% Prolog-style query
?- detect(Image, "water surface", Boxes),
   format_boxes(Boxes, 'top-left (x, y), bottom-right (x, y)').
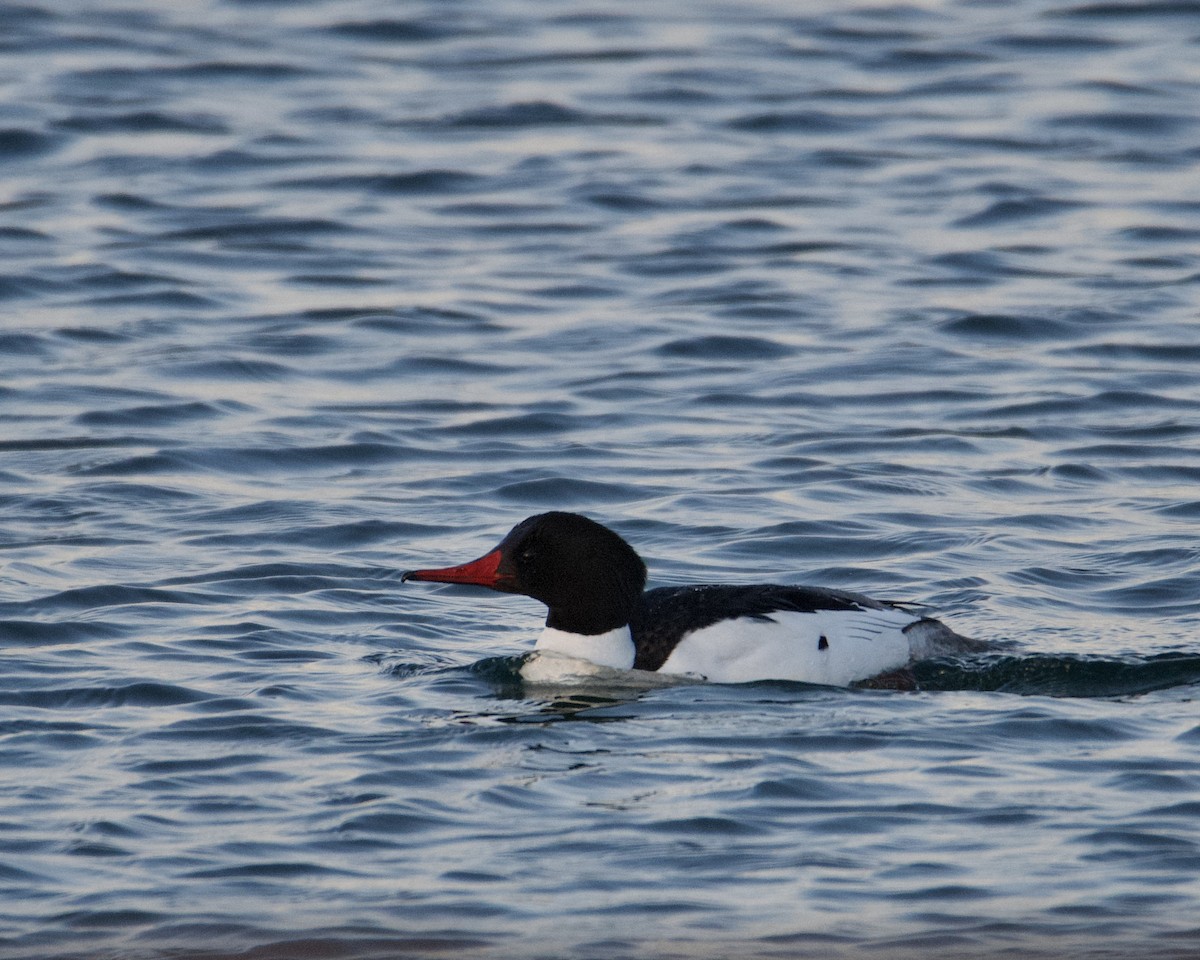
top-left (2, 1), bottom-right (1200, 957)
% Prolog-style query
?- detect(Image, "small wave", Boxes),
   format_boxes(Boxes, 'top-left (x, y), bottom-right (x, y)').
top-left (56, 111), bottom-right (227, 134)
top-left (154, 216), bottom-right (346, 244)
top-left (726, 110), bottom-right (867, 133)
top-left (279, 169), bottom-right (488, 195)
top-left (442, 100), bottom-right (590, 128)
top-left (0, 620), bottom-right (127, 645)
top-left (655, 334), bottom-right (792, 360)
top-left (157, 358), bottom-right (295, 382)
top-left (75, 401), bottom-right (224, 427)
top-left (1056, 1), bottom-right (1200, 18)
top-left (0, 681), bottom-right (210, 709)
top-left (914, 652), bottom-right (1200, 698)
top-left (325, 18), bottom-right (469, 43)
top-left (1120, 225), bottom-right (1200, 243)
top-left (1050, 110), bottom-right (1194, 135)
top-left (0, 274), bottom-right (60, 301)
top-left (15, 584), bottom-right (216, 614)
top-left (954, 196), bottom-right (1084, 227)
top-left (0, 126), bottom-right (61, 159)
top-left (991, 32), bottom-right (1121, 52)
top-left (494, 476), bottom-right (644, 505)
top-left (940, 312), bottom-right (1073, 339)
top-left (182, 861), bottom-right (357, 880)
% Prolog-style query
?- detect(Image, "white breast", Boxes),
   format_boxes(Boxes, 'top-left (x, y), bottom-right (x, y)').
top-left (534, 625), bottom-right (636, 670)
top-left (656, 607), bottom-right (917, 686)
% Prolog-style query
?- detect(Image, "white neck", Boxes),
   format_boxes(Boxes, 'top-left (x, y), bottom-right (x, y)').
top-left (535, 625), bottom-right (636, 670)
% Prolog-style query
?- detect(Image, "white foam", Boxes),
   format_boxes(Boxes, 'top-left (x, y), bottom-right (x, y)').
top-left (519, 650), bottom-right (682, 690)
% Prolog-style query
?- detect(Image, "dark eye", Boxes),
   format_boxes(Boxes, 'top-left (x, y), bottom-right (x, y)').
top-left (519, 548), bottom-right (537, 565)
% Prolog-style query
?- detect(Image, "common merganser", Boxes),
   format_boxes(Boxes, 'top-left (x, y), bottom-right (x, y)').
top-left (402, 511), bottom-right (976, 686)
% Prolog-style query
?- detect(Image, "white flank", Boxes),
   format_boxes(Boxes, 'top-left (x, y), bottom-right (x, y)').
top-left (657, 608), bottom-right (917, 686)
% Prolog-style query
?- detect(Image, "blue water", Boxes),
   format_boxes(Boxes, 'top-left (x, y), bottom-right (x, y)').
top-left (3, 0), bottom-right (1200, 957)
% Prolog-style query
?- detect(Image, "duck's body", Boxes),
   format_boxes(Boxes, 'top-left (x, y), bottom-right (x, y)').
top-left (403, 512), bottom-right (976, 687)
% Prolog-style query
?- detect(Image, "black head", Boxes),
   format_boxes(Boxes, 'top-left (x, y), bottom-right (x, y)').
top-left (403, 512), bottom-right (648, 635)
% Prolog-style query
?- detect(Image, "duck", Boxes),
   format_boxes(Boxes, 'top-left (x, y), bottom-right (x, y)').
top-left (402, 511), bottom-right (976, 686)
